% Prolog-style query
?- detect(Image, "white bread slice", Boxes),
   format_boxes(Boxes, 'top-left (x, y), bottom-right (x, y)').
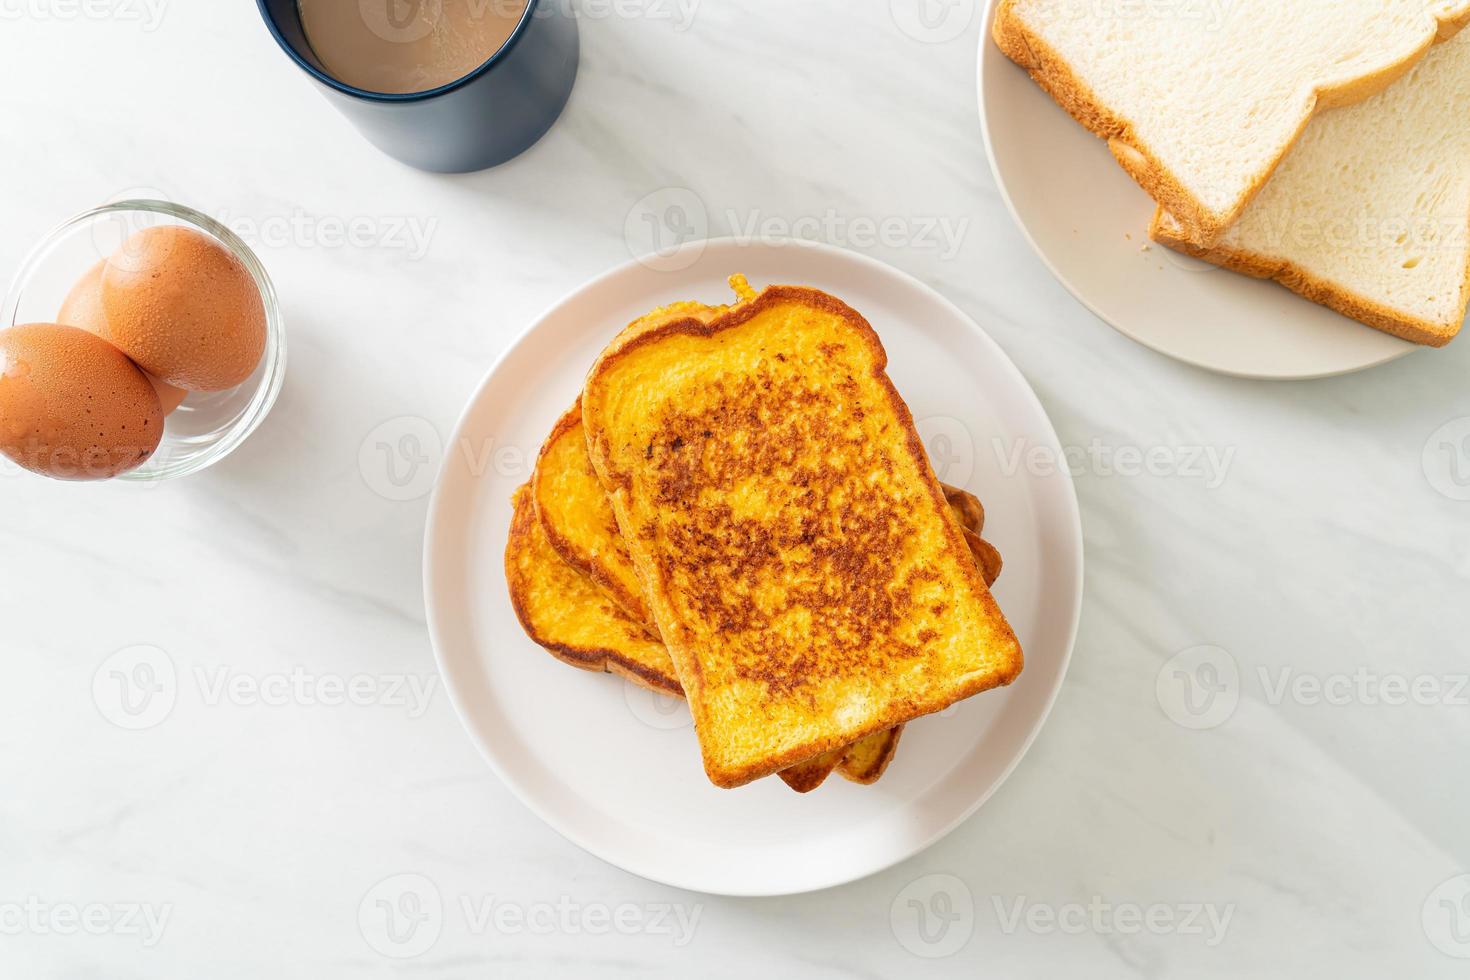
top-left (994, 0), bottom-right (1470, 244)
top-left (1151, 28), bottom-right (1470, 348)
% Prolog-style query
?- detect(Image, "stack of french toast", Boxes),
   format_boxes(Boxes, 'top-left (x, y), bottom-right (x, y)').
top-left (506, 276), bottom-right (1023, 791)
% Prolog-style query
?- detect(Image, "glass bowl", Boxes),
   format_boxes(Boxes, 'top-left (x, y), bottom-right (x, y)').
top-left (2, 200), bottom-right (286, 481)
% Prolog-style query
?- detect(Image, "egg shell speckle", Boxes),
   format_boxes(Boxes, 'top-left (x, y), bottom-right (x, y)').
top-left (59, 260), bottom-right (189, 414)
top-left (101, 225), bottom-right (266, 392)
top-left (0, 323), bottom-right (163, 480)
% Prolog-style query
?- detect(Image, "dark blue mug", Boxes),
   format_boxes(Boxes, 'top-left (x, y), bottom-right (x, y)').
top-left (256, 0), bottom-right (578, 173)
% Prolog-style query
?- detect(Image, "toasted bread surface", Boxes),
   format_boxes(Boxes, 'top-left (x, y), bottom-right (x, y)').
top-left (538, 402), bottom-right (994, 631)
top-left (533, 401), bottom-right (655, 629)
top-left (994, 0), bottom-right (1470, 244)
top-left (838, 727), bottom-right (904, 785)
top-left (531, 296), bottom-right (746, 628)
top-left (581, 286), bottom-right (1023, 787)
top-left (964, 528), bottom-right (1003, 588)
top-left (776, 748), bottom-right (847, 793)
top-left (944, 485), bottom-right (985, 537)
top-left (511, 481), bottom-right (847, 790)
top-left (528, 402), bottom-right (999, 791)
top-left (505, 485), bottom-right (681, 696)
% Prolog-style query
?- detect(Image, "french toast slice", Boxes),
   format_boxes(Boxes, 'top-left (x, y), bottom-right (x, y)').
top-left (532, 402), bottom-right (654, 631)
top-left (530, 401), bottom-right (996, 791)
top-left (505, 485), bottom-right (680, 697)
top-left (512, 477), bottom-right (848, 790)
top-left (531, 285), bottom-right (755, 629)
top-left (837, 727), bottom-right (903, 785)
top-left (507, 474), bottom-right (1002, 791)
top-left (944, 484), bottom-right (985, 537)
top-left (535, 399), bottom-right (992, 636)
top-left (526, 280), bottom-right (869, 793)
top-left (776, 746), bottom-right (849, 793)
top-left (581, 284), bottom-right (1023, 788)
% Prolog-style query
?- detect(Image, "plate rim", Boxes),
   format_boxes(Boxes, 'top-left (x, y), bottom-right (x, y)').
top-left (422, 237), bottom-right (1085, 896)
top-left (974, 0), bottom-right (1416, 382)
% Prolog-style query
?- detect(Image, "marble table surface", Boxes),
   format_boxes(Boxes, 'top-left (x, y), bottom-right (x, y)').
top-left (3, 1), bottom-right (1468, 976)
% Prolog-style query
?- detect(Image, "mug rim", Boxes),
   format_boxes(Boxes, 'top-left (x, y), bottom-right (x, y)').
top-left (255, 0), bottom-right (543, 103)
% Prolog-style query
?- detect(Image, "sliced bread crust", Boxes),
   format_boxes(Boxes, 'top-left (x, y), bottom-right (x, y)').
top-left (838, 727), bottom-right (904, 785)
top-left (1151, 216), bottom-right (1466, 348)
top-left (1149, 28), bottom-right (1470, 348)
top-left (994, 0), bottom-right (1470, 244)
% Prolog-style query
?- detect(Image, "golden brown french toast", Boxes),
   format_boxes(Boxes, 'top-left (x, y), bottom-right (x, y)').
top-left (944, 483), bottom-right (985, 537)
top-left (581, 284), bottom-right (1023, 788)
top-left (531, 289), bottom-right (751, 628)
top-left (776, 746), bottom-right (849, 793)
top-left (505, 485), bottom-right (680, 697)
top-left (530, 398), bottom-right (995, 791)
top-left (837, 727), bottom-right (903, 785)
top-left (507, 471), bottom-right (1001, 791)
top-left (532, 402), bottom-right (654, 631)
top-left (536, 404), bottom-right (994, 640)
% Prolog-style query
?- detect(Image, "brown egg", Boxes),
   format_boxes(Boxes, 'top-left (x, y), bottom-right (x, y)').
top-left (59, 260), bottom-right (189, 414)
top-left (100, 226), bottom-right (266, 391)
top-left (0, 323), bottom-right (163, 480)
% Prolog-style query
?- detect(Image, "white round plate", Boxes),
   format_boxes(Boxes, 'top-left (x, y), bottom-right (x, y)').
top-left (423, 238), bottom-right (1083, 896)
top-left (977, 1), bottom-right (1419, 380)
